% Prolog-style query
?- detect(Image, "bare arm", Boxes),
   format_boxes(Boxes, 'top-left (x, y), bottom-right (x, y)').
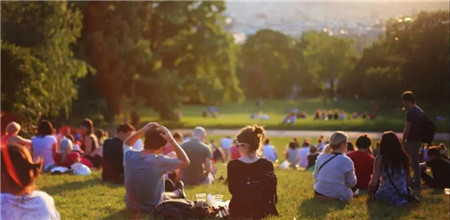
top-left (159, 126), bottom-right (190, 169)
top-left (204, 157), bottom-right (212, 173)
top-left (123, 122), bottom-right (158, 152)
top-left (369, 156), bottom-right (382, 191)
top-left (84, 137), bottom-right (92, 156)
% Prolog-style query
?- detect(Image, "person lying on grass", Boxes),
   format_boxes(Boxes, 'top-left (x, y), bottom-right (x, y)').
top-left (1, 145), bottom-right (60, 219)
top-left (122, 122), bottom-right (190, 215)
top-left (313, 131), bottom-right (357, 201)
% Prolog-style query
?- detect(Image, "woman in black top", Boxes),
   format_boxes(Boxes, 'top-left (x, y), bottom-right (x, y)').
top-left (227, 125), bottom-right (278, 219)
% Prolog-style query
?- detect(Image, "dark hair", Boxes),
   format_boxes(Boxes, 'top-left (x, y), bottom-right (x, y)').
top-left (65, 134), bottom-right (75, 143)
top-left (1, 145), bottom-right (42, 195)
top-left (347, 142), bottom-right (355, 152)
top-left (264, 139), bottom-right (270, 145)
top-left (288, 142), bottom-right (297, 150)
top-left (379, 131), bottom-right (410, 173)
top-left (427, 147), bottom-right (441, 158)
top-left (236, 125), bottom-right (265, 152)
top-left (80, 118), bottom-right (94, 135)
top-left (37, 120), bottom-right (53, 136)
top-left (173, 132), bottom-right (182, 140)
top-left (401, 90), bottom-right (416, 104)
top-left (356, 134), bottom-right (372, 149)
top-left (144, 126), bottom-right (167, 150)
top-left (302, 140), bottom-right (310, 147)
top-left (94, 129), bottom-right (105, 140)
top-left (117, 123), bottom-right (135, 134)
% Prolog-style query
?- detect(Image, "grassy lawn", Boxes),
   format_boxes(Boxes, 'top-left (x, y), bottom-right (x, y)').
top-left (36, 136), bottom-right (450, 219)
top-left (119, 99), bottom-right (449, 132)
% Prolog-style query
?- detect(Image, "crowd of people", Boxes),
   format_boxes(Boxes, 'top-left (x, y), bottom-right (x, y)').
top-left (1, 90), bottom-right (449, 219)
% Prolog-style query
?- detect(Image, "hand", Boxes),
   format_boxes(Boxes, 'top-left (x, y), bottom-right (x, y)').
top-left (159, 125), bottom-right (174, 142)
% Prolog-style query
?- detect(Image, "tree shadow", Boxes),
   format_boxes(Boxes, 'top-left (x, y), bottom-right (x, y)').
top-left (298, 198), bottom-right (348, 219)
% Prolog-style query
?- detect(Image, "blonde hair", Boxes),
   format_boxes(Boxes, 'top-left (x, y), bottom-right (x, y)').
top-left (5, 122), bottom-right (21, 135)
top-left (329, 131), bottom-right (348, 150)
top-left (60, 138), bottom-right (73, 164)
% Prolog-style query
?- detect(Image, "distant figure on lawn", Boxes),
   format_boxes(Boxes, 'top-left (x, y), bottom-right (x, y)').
top-left (181, 127), bottom-right (215, 185)
top-left (369, 132), bottom-right (410, 205)
top-left (31, 120), bottom-right (58, 171)
top-left (401, 91), bottom-right (424, 190)
top-left (313, 131), bottom-right (357, 201)
top-left (1, 145), bottom-right (60, 219)
top-left (220, 136), bottom-right (233, 162)
top-left (54, 138), bottom-right (80, 169)
top-left (297, 140), bottom-right (310, 168)
top-left (102, 123), bottom-right (135, 184)
top-left (420, 147), bottom-right (450, 189)
top-left (285, 142), bottom-right (299, 169)
top-left (1, 121), bottom-right (31, 150)
top-left (262, 139), bottom-right (278, 162)
top-left (306, 145), bottom-right (319, 171)
top-left (228, 125), bottom-right (279, 219)
top-left (123, 123), bottom-right (190, 215)
top-left (347, 134), bottom-right (374, 190)
top-left (346, 142), bottom-right (355, 153)
top-left (79, 118), bottom-right (102, 168)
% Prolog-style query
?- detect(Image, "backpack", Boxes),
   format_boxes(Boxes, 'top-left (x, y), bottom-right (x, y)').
top-left (155, 199), bottom-right (211, 220)
top-left (422, 114), bottom-right (435, 144)
top-left (230, 165), bottom-right (279, 219)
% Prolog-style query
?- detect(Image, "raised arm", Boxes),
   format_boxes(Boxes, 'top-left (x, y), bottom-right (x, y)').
top-left (159, 126), bottom-right (190, 169)
top-left (123, 122), bottom-right (158, 152)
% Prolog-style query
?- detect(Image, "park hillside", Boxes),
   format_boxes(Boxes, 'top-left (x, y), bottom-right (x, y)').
top-left (1, 1), bottom-right (449, 135)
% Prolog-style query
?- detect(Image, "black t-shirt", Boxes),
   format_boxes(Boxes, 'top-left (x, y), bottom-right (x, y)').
top-left (102, 137), bottom-right (124, 184)
top-left (426, 158), bottom-right (450, 188)
top-left (406, 106), bottom-right (424, 142)
top-left (227, 158), bottom-right (278, 219)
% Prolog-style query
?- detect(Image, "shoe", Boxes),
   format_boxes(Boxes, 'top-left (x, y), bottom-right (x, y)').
top-left (175, 180), bottom-right (186, 199)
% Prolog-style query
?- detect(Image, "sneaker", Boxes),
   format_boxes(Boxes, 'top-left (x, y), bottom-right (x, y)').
top-left (175, 180), bottom-right (186, 199)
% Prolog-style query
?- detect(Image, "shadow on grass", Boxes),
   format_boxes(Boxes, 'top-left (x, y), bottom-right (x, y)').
top-left (366, 199), bottom-right (419, 220)
top-left (298, 198), bottom-right (348, 219)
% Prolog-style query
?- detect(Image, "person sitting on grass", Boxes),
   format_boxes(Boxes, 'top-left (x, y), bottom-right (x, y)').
top-left (102, 123), bottom-right (135, 184)
top-left (285, 142), bottom-right (299, 169)
top-left (123, 123), bottom-right (190, 215)
top-left (1, 145), bottom-right (60, 219)
top-left (262, 139), bottom-right (278, 162)
top-left (298, 140), bottom-right (311, 169)
top-left (228, 125), bottom-right (278, 219)
top-left (313, 131), bottom-right (356, 201)
top-left (1, 121), bottom-right (31, 150)
top-left (420, 147), bottom-right (450, 189)
top-left (31, 120), bottom-right (58, 171)
top-left (347, 134), bottom-right (374, 190)
top-left (181, 127), bottom-right (215, 185)
top-left (54, 138), bottom-right (80, 169)
top-left (79, 118), bottom-right (101, 168)
top-left (306, 145), bottom-right (319, 171)
top-left (368, 132), bottom-right (410, 205)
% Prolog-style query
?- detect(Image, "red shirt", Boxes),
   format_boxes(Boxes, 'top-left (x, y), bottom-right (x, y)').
top-left (347, 151), bottom-right (374, 190)
top-left (54, 152), bottom-right (80, 168)
top-left (231, 145), bottom-right (240, 160)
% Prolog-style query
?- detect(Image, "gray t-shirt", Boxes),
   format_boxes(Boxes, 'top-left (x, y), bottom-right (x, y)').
top-left (124, 147), bottom-right (180, 211)
top-left (180, 139), bottom-right (212, 185)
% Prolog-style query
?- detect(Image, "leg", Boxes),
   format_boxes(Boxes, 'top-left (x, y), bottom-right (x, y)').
top-left (405, 142), bottom-right (421, 189)
top-left (165, 178), bottom-right (177, 192)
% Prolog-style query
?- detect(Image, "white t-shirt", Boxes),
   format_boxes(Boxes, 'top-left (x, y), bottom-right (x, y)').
top-left (313, 153), bottom-right (357, 201)
top-left (31, 135), bottom-right (57, 166)
top-left (1, 191), bottom-right (60, 220)
top-left (220, 138), bottom-right (233, 149)
top-left (132, 139), bottom-right (144, 151)
top-left (297, 147), bottom-right (310, 168)
top-left (262, 144), bottom-right (277, 162)
top-left (317, 142), bottom-right (325, 152)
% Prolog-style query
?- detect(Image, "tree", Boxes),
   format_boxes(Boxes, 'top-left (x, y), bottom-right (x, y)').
top-left (1, 1), bottom-right (88, 134)
top-left (299, 31), bottom-right (357, 100)
top-left (239, 29), bottom-right (300, 98)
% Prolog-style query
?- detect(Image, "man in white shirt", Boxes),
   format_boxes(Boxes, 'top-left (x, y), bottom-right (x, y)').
top-left (262, 139), bottom-right (278, 162)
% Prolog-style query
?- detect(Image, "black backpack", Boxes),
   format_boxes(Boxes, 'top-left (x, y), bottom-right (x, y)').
top-left (155, 199), bottom-right (210, 220)
top-left (422, 114), bottom-right (435, 144)
top-left (230, 167), bottom-right (279, 219)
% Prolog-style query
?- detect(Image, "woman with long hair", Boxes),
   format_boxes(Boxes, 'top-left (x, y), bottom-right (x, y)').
top-left (1, 145), bottom-right (60, 219)
top-left (369, 131), bottom-right (410, 205)
top-left (79, 118), bottom-right (101, 168)
top-left (31, 120), bottom-right (58, 170)
top-left (227, 125), bottom-right (278, 219)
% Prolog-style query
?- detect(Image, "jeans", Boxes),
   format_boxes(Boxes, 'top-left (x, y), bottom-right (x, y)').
top-left (405, 141), bottom-right (422, 189)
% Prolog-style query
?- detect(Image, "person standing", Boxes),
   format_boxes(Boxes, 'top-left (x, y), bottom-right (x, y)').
top-left (401, 91), bottom-right (424, 190)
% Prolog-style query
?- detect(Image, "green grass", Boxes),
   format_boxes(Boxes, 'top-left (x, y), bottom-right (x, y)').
top-left (36, 136), bottom-right (450, 220)
top-left (119, 98), bottom-right (449, 132)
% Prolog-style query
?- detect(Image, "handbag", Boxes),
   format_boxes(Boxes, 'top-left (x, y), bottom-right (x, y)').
top-left (385, 169), bottom-right (420, 203)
